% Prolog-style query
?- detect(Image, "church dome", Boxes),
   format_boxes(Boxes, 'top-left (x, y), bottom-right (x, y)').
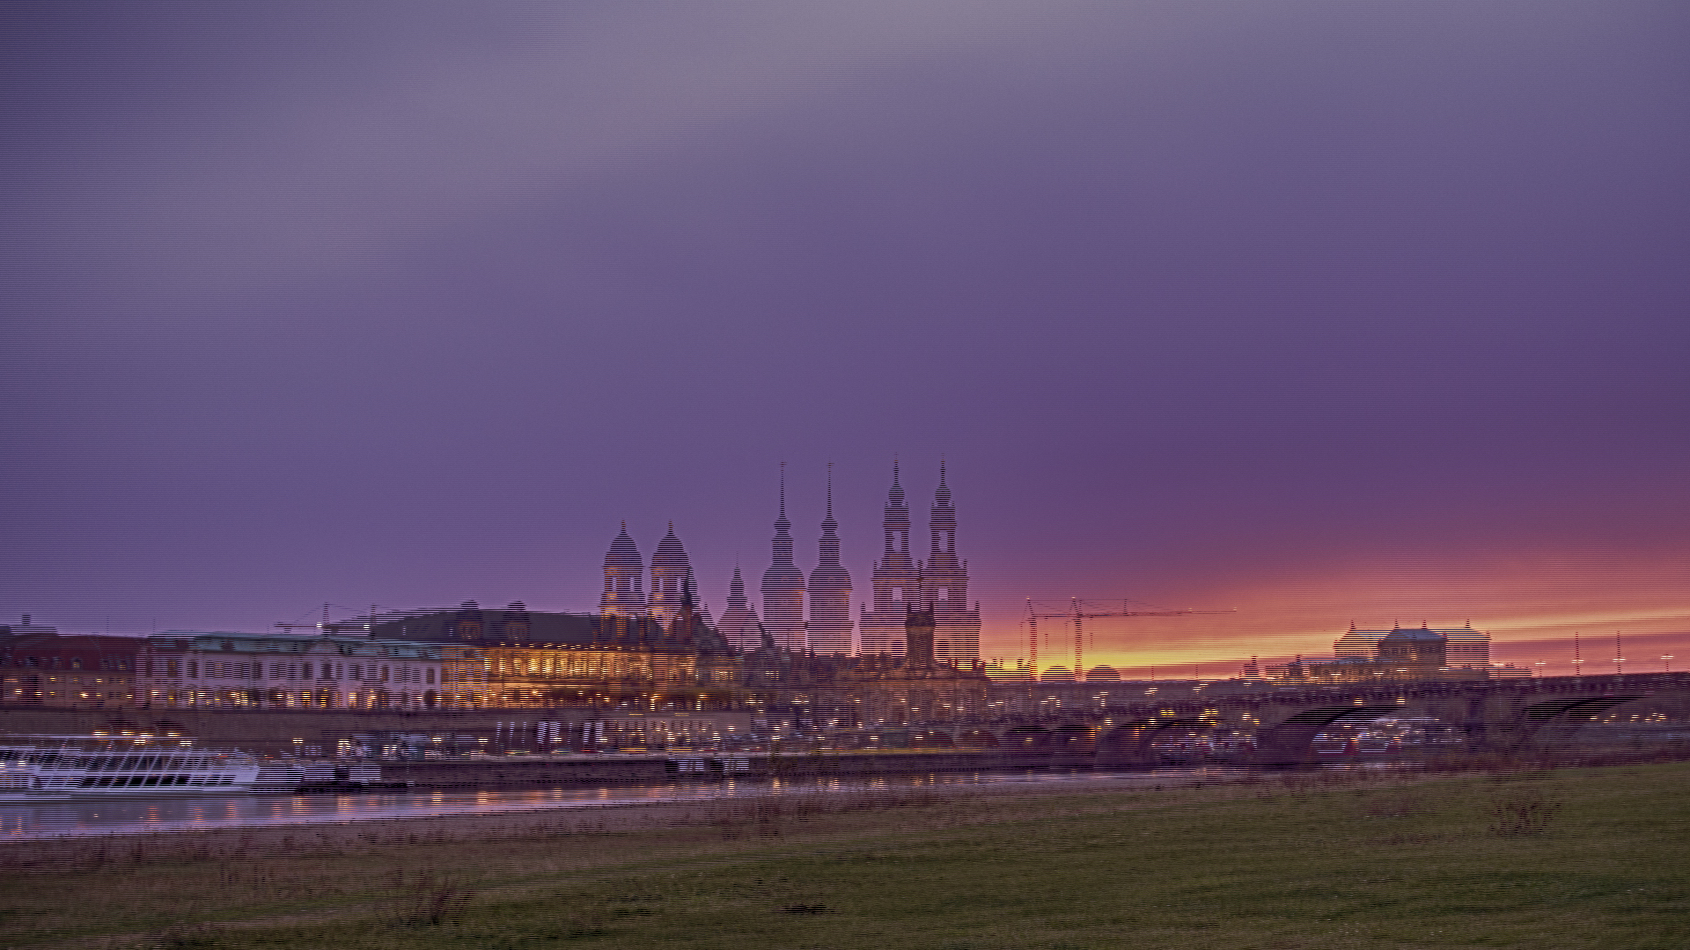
top-left (651, 524), bottom-right (690, 574)
top-left (603, 525), bottom-right (642, 570)
top-left (1041, 666), bottom-right (1075, 682)
top-left (1086, 665), bottom-right (1120, 682)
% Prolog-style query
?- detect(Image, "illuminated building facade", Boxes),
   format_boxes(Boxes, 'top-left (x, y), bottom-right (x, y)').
top-left (1, 628), bottom-right (138, 708)
top-left (135, 633), bottom-right (448, 710)
top-left (370, 603), bottom-right (741, 710)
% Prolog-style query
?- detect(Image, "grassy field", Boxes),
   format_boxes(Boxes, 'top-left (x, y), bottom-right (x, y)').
top-left (1, 763), bottom-right (1686, 949)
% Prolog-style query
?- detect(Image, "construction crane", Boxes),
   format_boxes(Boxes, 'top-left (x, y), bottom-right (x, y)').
top-left (1025, 598), bottom-right (1235, 680)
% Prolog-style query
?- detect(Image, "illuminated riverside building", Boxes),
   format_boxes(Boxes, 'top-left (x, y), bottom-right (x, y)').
top-left (1, 623), bottom-right (138, 708)
top-left (135, 632), bottom-right (450, 710)
top-left (761, 465), bottom-right (807, 651)
top-left (369, 602), bottom-right (741, 710)
top-left (806, 466), bottom-right (855, 656)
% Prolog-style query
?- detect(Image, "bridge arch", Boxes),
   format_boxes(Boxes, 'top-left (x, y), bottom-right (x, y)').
top-left (1254, 705), bottom-right (1402, 765)
top-left (1002, 725), bottom-right (1050, 752)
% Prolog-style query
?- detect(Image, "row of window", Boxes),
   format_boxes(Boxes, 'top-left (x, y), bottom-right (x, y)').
top-left (5, 655), bottom-right (130, 671)
top-left (147, 687), bottom-right (445, 709)
top-left (144, 658), bottom-right (436, 685)
top-left (887, 587), bottom-right (951, 602)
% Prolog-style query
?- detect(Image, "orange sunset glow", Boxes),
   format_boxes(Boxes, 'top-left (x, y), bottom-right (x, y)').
top-left (975, 543), bottom-right (1690, 678)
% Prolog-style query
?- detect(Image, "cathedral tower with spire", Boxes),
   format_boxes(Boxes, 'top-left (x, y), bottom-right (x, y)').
top-left (760, 463), bottom-right (807, 651)
top-left (806, 463), bottom-right (855, 655)
top-left (648, 523), bottom-right (695, 628)
top-left (924, 461), bottom-right (980, 666)
top-left (858, 459), bottom-right (921, 656)
top-left (600, 523), bottom-right (647, 618)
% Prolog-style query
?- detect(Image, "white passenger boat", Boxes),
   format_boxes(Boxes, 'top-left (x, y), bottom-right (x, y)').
top-left (0, 743), bottom-right (68, 802)
top-left (0, 736), bottom-right (263, 798)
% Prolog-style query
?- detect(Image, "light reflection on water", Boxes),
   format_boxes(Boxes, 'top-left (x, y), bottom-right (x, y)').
top-left (0, 769), bottom-right (1219, 840)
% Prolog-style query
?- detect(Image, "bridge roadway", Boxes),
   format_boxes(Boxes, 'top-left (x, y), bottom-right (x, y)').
top-left (843, 673), bottom-right (1690, 767)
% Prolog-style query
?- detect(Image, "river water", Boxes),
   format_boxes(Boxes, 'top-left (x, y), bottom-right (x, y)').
top-left (0, 769), bottom-right (1233, 841)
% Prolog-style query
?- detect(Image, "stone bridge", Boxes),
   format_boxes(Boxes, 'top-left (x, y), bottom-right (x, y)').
top-left (829, 673), bottom-right (1690, 766)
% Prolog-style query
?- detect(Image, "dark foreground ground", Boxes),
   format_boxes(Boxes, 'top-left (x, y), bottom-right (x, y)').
top-left (1, 763), bottom-right (1685, 949)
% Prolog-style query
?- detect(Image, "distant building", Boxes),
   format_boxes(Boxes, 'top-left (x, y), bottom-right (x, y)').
top-left (369, 603), bottom-right (740, 709)
top-left (1334, 622), bottom-right (1491, 673)
top-left (1271, 621), bottom-right (1498, 683)
top-left (1, 628), bottom-right (139, 708)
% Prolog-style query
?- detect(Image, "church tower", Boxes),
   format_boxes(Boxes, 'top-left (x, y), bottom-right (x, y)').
top-left (760, 463), bottom-right (807, 651)
top-left (648, 523), bottom-right (694, 628)
top-left (716, 566), bottom-right (764, 652)
top-left (600, 523), bottom-right (647, 618)
top-left (806, 464), bottom-right (855, 655)
top-left (925, 461), bottom-right (981, 666)
top-left (859, 459), bottom-right (920, 656)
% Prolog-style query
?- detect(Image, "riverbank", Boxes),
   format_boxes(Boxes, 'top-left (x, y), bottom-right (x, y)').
top-left (2, 762), bottom-right (1685, 948)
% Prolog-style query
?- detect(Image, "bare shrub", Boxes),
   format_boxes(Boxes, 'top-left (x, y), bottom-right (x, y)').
top-left (1364, 792), bottom-right (1425, 819)
top-left (395, 869), bottom-right (475, 926)
top-left (149, 923), bottom-right (224, 949)
top-left (1488, 789), bottom-right (1562, 836)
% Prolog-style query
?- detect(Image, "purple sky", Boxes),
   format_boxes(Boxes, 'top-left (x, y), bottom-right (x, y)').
top-left (4, 2), bottom-right (1687, 670)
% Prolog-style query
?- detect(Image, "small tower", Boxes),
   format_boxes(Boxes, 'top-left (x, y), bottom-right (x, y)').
top-left (923, 461), bottom-right (980, 666)
top-left (716, 566), bottom-right (764, 652)
top-left (859, 458), bottom-right (919, 656)
top-left (649, 522), bottom-right (694, 628)
top-left (600, 523), bottom-right (647, 618)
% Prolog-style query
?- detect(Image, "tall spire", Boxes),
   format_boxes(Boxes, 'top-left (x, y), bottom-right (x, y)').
top-left (762, 462), bottom-right (805, 651)
top-left (779, 461), bottom-right (787, 521)
top-left (808, 461), bottom-right (853, 655)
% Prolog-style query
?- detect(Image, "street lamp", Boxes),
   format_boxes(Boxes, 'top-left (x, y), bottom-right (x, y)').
top-left (1534, 661), bottom-right (1546, 678)
top-left (1664, 655), bottom-right (1674, 674)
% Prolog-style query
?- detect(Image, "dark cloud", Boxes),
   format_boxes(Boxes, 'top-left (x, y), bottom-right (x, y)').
top-left (3, 2), bottom-right (1686, 661)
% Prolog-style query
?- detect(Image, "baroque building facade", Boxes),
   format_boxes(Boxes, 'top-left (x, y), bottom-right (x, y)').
top-left (858, 462), bottom-right (980, 666)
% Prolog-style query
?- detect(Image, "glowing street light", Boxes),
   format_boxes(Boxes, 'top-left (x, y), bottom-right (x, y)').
top-left (1664, 655), bottom-right (1675, 674)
